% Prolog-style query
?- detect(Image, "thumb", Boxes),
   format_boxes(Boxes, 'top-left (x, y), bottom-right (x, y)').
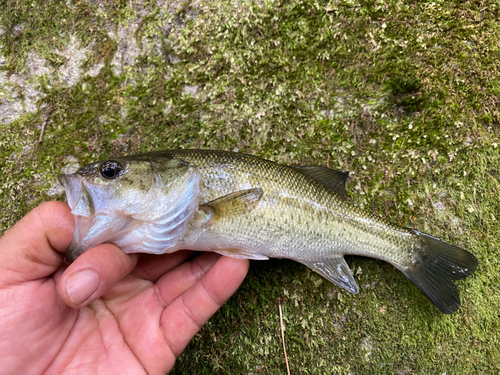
top-left (0, 201), bottom-right (74, 285)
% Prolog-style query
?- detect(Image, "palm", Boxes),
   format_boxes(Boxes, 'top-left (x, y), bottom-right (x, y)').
top-left (0, 202), bottom-right (248, 374)
top-left (45, 273), bottom-right (173, 373)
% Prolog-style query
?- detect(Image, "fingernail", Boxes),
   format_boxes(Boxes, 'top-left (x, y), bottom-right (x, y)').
top-left (66, 270), bottom-right (100, 305)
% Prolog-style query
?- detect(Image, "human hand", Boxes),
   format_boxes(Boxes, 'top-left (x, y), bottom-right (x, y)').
top-left (0, 202), bottom-right (249, 374)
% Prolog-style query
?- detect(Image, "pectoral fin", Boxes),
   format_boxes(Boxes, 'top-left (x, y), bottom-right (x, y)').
top-left (294, 166), bottom-right (349, 200)
top-left (300, 256), bottom-right (359, 294)
top-left (200, 188), bottom-right (264, 218)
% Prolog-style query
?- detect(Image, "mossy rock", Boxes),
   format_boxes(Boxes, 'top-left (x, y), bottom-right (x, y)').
top-left (1, 0), bottom-right (499, 373)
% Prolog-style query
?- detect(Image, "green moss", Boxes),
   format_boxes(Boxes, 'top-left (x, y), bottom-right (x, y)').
top-left (1, 0), bottom-right (500, 373)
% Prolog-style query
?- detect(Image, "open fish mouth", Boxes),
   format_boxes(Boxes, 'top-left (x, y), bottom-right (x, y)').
top-left (58, 172), bottom-right (113, 262)
top-left (58, 174), bottom-right (84, 214)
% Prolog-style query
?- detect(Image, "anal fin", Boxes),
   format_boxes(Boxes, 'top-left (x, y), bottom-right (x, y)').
top-left (300, 256), bottom-right (359, 294)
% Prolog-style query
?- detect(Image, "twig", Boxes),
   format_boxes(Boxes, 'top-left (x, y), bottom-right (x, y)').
top-left (38, 105), bottom-right (55, 143)
top-left (278, 298), bottom-right (290, 375)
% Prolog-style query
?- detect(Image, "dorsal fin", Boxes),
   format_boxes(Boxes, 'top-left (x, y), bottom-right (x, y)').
top-left (294, 166), bottom-right (349, 200)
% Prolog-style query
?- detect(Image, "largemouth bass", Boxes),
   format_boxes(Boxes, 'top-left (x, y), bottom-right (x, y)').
top-left (58, 149), bottom-right (478, 313)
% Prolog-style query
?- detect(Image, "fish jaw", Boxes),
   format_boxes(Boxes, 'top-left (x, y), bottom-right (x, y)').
top-left (58, 173), bottom-right (85, 214)
top-left (65, 214), bottom-right (132, 263)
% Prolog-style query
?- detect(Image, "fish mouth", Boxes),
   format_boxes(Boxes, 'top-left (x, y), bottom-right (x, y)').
top-left (58, 173), bottom-right (83, 212)
top-left (63, 214), bottom-right (131, 264)
top-left (64, 215), bottom-right (93, 264)
top-left (59, 172), bottom-right (98, 263)
top-left (59, 173), bottom-right (83, 263)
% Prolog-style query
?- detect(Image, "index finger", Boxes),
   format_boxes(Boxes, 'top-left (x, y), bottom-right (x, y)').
top-left (0, 201), bottom-right (74, 285)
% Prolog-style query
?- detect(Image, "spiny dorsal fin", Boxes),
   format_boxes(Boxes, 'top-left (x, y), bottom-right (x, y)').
top-left (299, 256), bottom-right (359, 294)
top-left (294, 166), bottom-right (349, 200)
top-left (200, 188), bottom-right (264, 218)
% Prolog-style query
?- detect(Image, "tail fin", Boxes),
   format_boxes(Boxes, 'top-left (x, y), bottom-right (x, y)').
top-left (400, 230), bottom-right (478, 314)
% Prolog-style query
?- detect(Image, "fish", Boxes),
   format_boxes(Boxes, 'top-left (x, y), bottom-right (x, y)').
top-left (58, 149), bottom-right (478, 314)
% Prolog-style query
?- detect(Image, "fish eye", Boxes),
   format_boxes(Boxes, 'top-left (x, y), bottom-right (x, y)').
top-left (100, 160), bottom-right (123, 179)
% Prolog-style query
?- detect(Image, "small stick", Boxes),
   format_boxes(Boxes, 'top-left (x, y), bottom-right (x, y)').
top-left (38, 106), bottom-right (55, 143)
top-left (278, 298), bottom-right (290, 375)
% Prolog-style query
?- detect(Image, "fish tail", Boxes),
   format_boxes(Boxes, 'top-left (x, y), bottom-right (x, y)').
top-left (399, 230), bottom-right (478, 314)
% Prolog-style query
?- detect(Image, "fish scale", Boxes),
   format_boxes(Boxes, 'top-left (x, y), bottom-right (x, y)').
top-left (164, 149), bottom-right (413, 263)
top-left (59, 149), bottom-right (478, 314)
